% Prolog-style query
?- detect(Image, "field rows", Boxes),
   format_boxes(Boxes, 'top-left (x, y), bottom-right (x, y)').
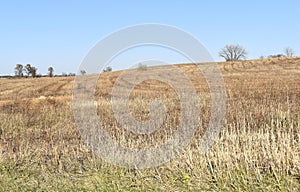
top-left (0, 57), bottom-right (300, 191)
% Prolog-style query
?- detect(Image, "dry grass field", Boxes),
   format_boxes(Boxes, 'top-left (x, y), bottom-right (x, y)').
top-left (0, 57), bottom-right (300, 191)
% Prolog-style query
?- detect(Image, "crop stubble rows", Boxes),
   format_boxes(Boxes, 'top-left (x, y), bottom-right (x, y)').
top-left (0, 58), bottom-right (299, 191)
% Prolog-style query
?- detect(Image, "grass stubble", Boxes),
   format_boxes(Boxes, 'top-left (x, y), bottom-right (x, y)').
top-left (0, 57), bottom-right (299, 191)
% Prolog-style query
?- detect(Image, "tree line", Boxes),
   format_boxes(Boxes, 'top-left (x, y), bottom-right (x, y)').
top-left (14, 64), bottom-right (55, 78)
top-left (7, 46), bottom-right (296, 79)
top-left (13, 64), bottom-right (77, 78)
top-left (12, 64), bottom-right (113, 78)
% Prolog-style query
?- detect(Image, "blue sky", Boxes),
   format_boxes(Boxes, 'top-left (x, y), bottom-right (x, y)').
top-left (0, 0), bottom-right (299, 75)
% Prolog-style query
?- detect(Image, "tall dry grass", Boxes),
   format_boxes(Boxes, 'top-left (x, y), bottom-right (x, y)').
top-left (0, 58), bottom-right (299, 191)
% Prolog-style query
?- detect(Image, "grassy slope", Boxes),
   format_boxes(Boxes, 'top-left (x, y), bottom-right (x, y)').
top-left (0, 57), bottom-right (300, 191)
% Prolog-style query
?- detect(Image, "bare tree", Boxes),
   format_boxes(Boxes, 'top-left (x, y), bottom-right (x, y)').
top-left (23, 64), bottom-right (37, 77)
top-left (24, 64), bottom-right (32, 77)
top-left (14, 64), bottom-right (23, 77)
top-left (137, 63), bottom-right (147, 71)
top-left (284, 47), bottom-right (294, 57)
top-left (80, 70), bottom-right (86, 76)
top-left (48, 67), bottom-right (54, 77)
top-left (268, 54), bottom-right (285, 58)
top-left (31, 67), bottom-right (37, 78)
top-left (103, 66), bottom-right (112, 72)
top-left (219, 44), bottom-right (248, 62)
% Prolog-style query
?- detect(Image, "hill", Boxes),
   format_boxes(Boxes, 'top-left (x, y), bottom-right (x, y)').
top-left (0, 57), bottom-right (299, 191)
top-left (0, 56), bottom-right (299, 102)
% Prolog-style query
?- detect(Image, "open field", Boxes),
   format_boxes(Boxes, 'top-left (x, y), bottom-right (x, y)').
top-left (0, 57), bottom-right (300, 191)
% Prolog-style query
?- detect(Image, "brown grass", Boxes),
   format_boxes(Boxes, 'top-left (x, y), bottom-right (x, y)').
top-left (0, 57), bottom-right (299, 191)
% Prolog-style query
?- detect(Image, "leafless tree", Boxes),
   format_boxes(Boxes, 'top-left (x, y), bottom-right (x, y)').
top-left (24, 64), bottom-right (32, 77)
top-left (219, 44), bottom-right (248, 62)
top-left (103, 66), bottom-right (112, 72)
top-left (31, 67), bottom-right (37, 78)
top-left (23, 64), bottom-right (37, 77)
top-left (284, 47), bottom-right (294, 57)
top-left (80, 70), bottom-right (86, 76)
top-left (268, 54), bottom-right (285, 58)
top-left (14, 64), bottom-right (23, 77)
top-left (48, 67), bottom-right (54, 77)
top-left (137, 63), bottom-right (147, 71)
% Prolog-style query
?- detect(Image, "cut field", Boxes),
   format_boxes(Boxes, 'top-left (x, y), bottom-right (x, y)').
top-left (0, 57), bottom-right (300, 191)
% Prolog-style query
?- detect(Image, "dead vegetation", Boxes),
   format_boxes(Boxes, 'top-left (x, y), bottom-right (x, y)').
top-left (0, 57), bottom-right (299, 191)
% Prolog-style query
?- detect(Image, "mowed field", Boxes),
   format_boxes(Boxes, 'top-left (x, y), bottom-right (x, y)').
top-left (0, 57), bottom-right (300, 191)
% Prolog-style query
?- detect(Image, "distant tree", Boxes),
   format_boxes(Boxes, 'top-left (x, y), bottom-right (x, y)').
top-left (137, 63), bottom-right (147, 71)
top-left (80, 70), bottom-right (86, 76)
top-left (219, 44), bottom-right (248, 62)
top-left (103, 66), bottom-right (112, 72)
top-left (24, 64), bottom-right (32, 77)
top-left (284, 47), bottom-right (294, 57)
top-left (23, 64), bottom-right (37, 77)
top-left (31, 67), bottom-right (37, 78)
top-left (48, 67), bottom-right (54, 77)
top-left (62, 72), bottom-right (67, 76)
top-left (268, 54), bottom-right (285, 58)
top-left (14, 64), bottom-right (23, 77)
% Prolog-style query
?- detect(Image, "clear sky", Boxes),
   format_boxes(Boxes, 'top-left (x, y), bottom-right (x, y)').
top-left (1, 0), bottom-right (299, 75)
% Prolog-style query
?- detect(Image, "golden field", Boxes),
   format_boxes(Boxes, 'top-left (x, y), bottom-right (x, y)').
top-left (0, 57), bottom-right (299, 191)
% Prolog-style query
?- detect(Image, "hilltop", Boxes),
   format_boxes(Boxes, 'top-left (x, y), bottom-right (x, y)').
top-left (0, 56), bottom-right (299, 103)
